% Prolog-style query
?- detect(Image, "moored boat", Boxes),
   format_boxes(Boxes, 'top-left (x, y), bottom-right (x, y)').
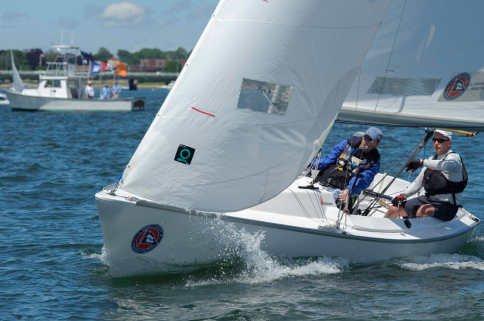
top-left (6, 45), bottom-right (144, 112)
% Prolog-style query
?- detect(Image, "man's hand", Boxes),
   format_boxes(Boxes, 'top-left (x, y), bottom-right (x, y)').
top-left (339, 189), bottom-right (350, 204)
top-left (406, 159), bottom-right (422, 172)
top-left (391, 194), bottom-right (407, 207)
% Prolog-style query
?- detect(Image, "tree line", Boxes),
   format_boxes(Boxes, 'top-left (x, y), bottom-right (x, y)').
top-left (0, 46), bottom-right (190, 72)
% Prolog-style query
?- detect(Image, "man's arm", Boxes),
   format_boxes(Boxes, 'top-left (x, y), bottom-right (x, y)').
top-left (312, 140), bottom-right (347, 170)
top-left (346, 161), bottom-right (380, 195)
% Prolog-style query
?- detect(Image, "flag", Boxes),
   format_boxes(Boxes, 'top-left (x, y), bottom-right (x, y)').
top-left (90, 62), bottom-right (101, 74)
top-left (80, 51), bottom-right (94, 61)
top-left (101, 61), bottom-right (117, 71)
top-left (114, 62), bottom-right (127, 77)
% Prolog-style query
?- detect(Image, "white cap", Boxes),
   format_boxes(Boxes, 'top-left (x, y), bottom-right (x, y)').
top-left (435, 129), bottom-right (452, 140)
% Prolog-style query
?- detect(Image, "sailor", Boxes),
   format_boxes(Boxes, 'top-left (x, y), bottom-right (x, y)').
top-left (101, 83), bottom-right (111, 99)
top-left (384, 129), bottom-right (467, 221)
top-left (312, 127), bottom-right (383, 206)
top-left (111, 81), bottom-right (121, 99)
top-left (85, 81), bottom-right (94, 99)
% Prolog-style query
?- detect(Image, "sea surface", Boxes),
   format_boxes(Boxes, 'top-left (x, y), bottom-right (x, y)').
top-left (1, 88), bottom-right (483, 320)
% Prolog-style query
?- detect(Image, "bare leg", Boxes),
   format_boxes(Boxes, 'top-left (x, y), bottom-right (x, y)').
top-left (384, 206), bottom-right (408, 218)
top-left (416, 204), bottom-right (435, 218)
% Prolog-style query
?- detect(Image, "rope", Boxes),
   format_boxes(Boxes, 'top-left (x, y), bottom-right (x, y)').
top-left (371, 0), bottom-right (408, 122)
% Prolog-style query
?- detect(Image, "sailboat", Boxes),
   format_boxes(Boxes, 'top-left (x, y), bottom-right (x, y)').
top-left (6, 45), bottom-right (145, 112)
top-left (339, 0), bottom-right (484, 132)
top-left (96, 0), bottom-right (479, 278)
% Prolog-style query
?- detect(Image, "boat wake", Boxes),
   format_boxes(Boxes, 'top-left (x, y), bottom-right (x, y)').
top-left (395, 253), bottom-right (484, 271)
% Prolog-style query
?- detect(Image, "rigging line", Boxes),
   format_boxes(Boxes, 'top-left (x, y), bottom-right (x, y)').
top-left (288, 188), bottom-right (313, 221)
top-left (362, 131), bottom-right (432, 209)
top-left (290, 185), bottom-right (329, 224)
top-left (262, 91), bottom-right (280, 114)
top-left (371, 0), bottom-right (407, 122)
top-left (316, 192), bottom-right (328, 222)
top-left (351, 66), bottom-right (362, 133)
top-left (305, 188), bottom-right (327, 222)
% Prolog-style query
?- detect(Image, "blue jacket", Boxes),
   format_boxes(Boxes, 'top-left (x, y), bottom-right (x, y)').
top-left (313, 139), bottom-right (380, 195)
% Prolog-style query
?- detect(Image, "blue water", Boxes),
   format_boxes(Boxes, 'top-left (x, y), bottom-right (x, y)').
top-left (1, 88), bottom-right (484, 320)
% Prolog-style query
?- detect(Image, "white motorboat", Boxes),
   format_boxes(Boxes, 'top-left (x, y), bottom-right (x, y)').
top-left (0, 93), bottom-right (9, 105)
top-left (6, 46), bottom-right (144, 112)
top-left (95, 0), bottom-right (482, 278)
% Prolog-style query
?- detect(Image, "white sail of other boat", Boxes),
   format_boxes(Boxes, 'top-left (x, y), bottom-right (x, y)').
top-left (10, 50), bottom-right (26, 93)
top-left (118, 0), bottom-right (391, 212)
top-left (340, 0), bottom-right (484, 131)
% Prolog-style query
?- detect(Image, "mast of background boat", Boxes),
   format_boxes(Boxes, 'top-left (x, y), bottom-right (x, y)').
top-left (359, 130), bottom-right (434, 216)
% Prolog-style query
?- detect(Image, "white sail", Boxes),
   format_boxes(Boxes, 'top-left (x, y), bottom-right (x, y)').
top-left (119, 0), bottom-right (390, 212)
top-left (340, 0), bottom-right (484, 131)
top-left (10, 50), bottom-right (26, 93)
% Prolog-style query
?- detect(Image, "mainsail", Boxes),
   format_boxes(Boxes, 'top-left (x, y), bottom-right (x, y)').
top-left (119, 0), bottom-right (391, 212)
top-left (10, 50), bottom-right (26, 93)
top-left (340, 0), bottom-right (484, 131)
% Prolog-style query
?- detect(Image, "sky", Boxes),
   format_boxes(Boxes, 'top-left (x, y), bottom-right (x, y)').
top-left (0, 0), bottom-right (219, 56)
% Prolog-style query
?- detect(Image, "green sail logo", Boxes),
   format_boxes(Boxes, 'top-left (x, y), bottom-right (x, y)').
top-left (175, 144), bottom-right (195, 165)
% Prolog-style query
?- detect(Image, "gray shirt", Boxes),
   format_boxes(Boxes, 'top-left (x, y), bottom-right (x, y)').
top-left (405, 150), bottom-right (464, 205)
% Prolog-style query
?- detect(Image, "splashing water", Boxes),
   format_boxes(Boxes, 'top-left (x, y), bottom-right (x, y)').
top-left (185, 218), bottom-right (348, 287)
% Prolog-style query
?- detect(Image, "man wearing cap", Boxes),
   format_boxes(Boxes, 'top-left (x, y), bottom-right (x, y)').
top-left (101, 83), bottom-right (111, 99)
top-left (312, 127), bottom-right (383, 206)
top-left (85, 81), bottom-right (94, 99)
top-left (385, 129), bottom-right (467, 221)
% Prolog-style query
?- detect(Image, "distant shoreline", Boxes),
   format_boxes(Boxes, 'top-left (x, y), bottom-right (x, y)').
top-left (0, 81), bottom-right (168, 91)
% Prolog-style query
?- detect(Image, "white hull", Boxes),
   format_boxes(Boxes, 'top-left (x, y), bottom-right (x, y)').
top-left (96, 175), bottom-right (480, 277)
top-left (0, 94), bottom-right (9, 105)
top-left (7, 91), bottom-right (144, 112)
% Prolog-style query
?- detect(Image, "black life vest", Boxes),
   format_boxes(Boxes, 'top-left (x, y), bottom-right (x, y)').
top-left (423, 152), bottom-right (467, 197)
top-left (317, 137), bottom-right (380, 190)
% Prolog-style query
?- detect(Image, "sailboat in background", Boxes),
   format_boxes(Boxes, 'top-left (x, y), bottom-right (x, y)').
top-left (339, 0), bottom-right (484, 132)
top-left (95, 0), bottom-right (479, 278)
top-left (6, 45), bottom-right (145, 112)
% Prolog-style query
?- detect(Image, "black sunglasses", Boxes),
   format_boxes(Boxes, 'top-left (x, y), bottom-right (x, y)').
top-left (364, 135), bottom-right (378, 144)
top-left (432, 138), bottom-right (450, 143)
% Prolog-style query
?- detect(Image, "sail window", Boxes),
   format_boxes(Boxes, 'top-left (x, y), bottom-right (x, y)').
top-left (236, 78), bottom-right (294, 115)
top-left (367, 77), bottom-right (441, 96)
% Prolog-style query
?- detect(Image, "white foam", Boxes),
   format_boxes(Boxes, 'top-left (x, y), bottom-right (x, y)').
top-left (471, 234), bottom-right (484, 243)
top-left (397, 253), bottom-right (484, 271)
top-left (186, 220), bottom-right (348, 287)
top-left (82, 246), bottom-right (109, 266)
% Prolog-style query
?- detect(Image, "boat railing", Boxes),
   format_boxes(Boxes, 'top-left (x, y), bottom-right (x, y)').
top-left (43, 61), bottom-right (74, 77)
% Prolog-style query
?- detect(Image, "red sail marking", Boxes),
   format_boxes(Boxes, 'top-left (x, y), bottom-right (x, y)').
top-left (191, 106), bottom-right (215, 117)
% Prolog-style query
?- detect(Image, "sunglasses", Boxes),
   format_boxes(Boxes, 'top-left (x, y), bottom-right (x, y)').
top-left (432, 138), bottom-right (450, 143)
top-left (364, 135), bottom-right (378, 144)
